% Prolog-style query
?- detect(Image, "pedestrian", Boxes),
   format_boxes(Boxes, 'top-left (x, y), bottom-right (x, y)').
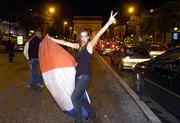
top-left (6, 40), bottom-right (14, 63)
top-left (23, 31), bottom-right (44, 88)
top-left (48, 11), bottom-right (117, 123)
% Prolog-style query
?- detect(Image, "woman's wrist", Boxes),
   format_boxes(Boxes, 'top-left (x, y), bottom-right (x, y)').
top-left (49, 36), bottom-right (53, 40)
top-left (107, 21), bottom-right (112, 26)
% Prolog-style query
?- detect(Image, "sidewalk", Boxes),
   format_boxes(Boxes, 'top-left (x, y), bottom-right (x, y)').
top-left (0, 52), bottom-right (161, 123)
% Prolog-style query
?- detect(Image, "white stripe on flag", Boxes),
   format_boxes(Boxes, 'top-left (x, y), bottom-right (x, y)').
top-left (42, 67), bottom-right (76, 111)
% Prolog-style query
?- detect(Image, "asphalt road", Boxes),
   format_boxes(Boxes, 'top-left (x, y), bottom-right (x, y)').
top-left (0, 52), bottom-right (151, 123)
top-left (0, 52), bottom-right (29, 90)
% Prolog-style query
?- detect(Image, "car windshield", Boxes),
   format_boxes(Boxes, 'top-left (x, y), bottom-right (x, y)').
top-left (125, 47), bottom-right (150, 58)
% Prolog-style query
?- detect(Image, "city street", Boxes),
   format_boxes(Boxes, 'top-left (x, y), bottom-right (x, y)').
top-left (0, 51), bottom-right (159, 123)
top-left (1, 0), bottom-right (180, 123)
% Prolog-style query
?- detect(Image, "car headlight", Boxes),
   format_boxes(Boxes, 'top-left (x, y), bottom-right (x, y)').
top-left (125, 56), bottom-right (130, 59)
top-left (132, 64), bottom-right (136, 69)
top-left (122, 56), bottom-right (130, 63)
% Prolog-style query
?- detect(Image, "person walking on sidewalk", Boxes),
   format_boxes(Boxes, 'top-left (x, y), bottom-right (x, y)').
top-left (6, 40), bottom-right (14, 63)
top-left (23, 31), bottom-right (44, 88)
top-left (49, 11), bottom-right (117, 123)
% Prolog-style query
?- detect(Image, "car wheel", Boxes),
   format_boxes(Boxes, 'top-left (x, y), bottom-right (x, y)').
top-left (136, 73), bottom-right (144, 95)
top-left (118, 63), bottom-right (123, 70)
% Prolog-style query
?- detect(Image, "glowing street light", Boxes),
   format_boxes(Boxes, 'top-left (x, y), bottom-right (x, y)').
top-left (64, 21), bottom-right (68, 25)
top-left (69, 26), bottom-right (72, 32)
top-left (174, 27), bottom-right (178, 31)
top-left (69, 27), bottom-right (72, 38)
top-left (128, 6), bottom-right (134, 14)
top-left (150, 9), bottom-right (154, 13)
top-left (49, 7), bottom-right (55, 14)
top-left (125, 6), bottom-right (135, 39)
top-left (63, 21), bottom-right (68, 36)
top-left (113, 19), bottom-right (117, 24)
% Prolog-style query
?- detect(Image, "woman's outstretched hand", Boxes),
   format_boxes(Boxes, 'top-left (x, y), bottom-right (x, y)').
top-left (108, 11), bottom-right (118, 25)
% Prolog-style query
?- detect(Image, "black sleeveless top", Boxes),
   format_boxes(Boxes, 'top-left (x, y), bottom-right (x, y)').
top-left (76, 43), bottom-right (92, 76)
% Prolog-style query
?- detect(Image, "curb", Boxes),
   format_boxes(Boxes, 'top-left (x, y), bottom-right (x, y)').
top-left (96, 53), bottom-right (162, 123)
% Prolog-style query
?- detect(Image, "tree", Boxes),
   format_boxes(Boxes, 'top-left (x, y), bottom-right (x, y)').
top-left (141, 15), bottom-right (156, 35)
top-left (155, 1), bottom-right (179, 31)
top-left (154, 1), bottom-right (180, 43)
top-left (17, 10), bottom-right (44, 39)
top-left (0, 0), bottom-right (44, 39)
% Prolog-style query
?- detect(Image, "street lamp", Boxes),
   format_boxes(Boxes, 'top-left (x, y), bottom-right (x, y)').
top-left (113, 19), bottom-right (117, 24)
top-left (69, 26), bottom-right (72, 39)
top-left (63, 21), bottom-right (68, 32)
top-left (48, 7), bottom-right (55, 14)
top-left (128, 6), bottom-right (134, 14)
top-left (42, 5), bottom-right (58, 35)
top-left (124, 6), bottom-right (135, 40)
top-left (150, 9), bottom-right (154, 13)
top-left (63, 21), bottom-right (68, 37)
top-left (174, 27), bottom-right (178, 31)
top-left (64, 21), bottom-right (68, 25)
top-left (111, 19), bottom-right (117, 38)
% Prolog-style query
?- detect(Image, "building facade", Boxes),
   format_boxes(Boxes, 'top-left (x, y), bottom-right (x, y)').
top-left (0, 20), bottom-right (25, 43)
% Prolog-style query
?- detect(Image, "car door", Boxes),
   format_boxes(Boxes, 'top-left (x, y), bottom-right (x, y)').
top-left (150, 51), bottom-right (180, 90)
top-left (152, 53), bottom-right (180, 120)
top-left (170, 66), bottom-right (180, 96)
top-left (146, 50), bottom-right (180, 119)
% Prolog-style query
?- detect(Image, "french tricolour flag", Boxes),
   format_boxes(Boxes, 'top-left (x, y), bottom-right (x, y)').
top-left (39, 36), bottom-right (90, 119)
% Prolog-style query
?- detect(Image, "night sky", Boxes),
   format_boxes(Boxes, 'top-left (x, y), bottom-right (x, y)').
top-left (45, 0), bottom-right (171, 19)
top-left (0, 0), bottom-right (173, 20)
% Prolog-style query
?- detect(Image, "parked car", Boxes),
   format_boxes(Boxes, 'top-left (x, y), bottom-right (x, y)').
top-left (134, 47), bottom-right (180, 120)
top-left (149, 45), bottom-right (166, 58)
top-left (111, 45), bottom-right (151, 70)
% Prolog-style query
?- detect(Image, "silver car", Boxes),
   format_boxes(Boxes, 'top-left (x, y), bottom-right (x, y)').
top-left (112, 45), bottom-right (151, 70)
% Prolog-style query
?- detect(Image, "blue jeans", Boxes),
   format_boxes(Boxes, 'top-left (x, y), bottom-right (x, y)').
top-left (71, 74), bottom-right (96, 123)
top-left (27, 58), bottom-right (43, 86)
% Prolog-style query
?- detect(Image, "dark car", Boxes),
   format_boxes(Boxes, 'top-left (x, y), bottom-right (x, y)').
top-left (134, 47), bottom-right (180, 120)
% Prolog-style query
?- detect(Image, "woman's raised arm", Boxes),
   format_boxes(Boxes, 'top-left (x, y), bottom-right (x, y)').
top-left (89, 11), bottom-right (117, 47)
top-left (48, 36), bottom-right (79, 49)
